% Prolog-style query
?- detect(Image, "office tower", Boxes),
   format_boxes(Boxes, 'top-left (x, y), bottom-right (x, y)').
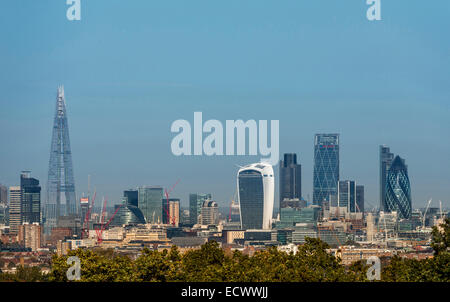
top-left (356, 185), bottom-right (364, 213)
top-left (138, 186), bottom-right (163, 224)
top-left (366, 213), bottom-right (375, 242)
top-left (337, 180), bottom-right (356, 212)
top-left (162, 198), bottom-right (180, 226)
top-left (201, 200), bottom-right (219, 225)
top-left (189, 193), bottom-right (212, 225)
top-left (18, 223), bottom-right (42, 251)
top-left (385, 156), bottom-right (412, 219)
top-left (20, 171), bottom-right (41, 225)
top-left (313, 134), bottom-right (340, 207)
top-left (124, 189), bottom-right (138, 207)
top-left (0, 184), bottom-right (7, 206)
top-left (237, 163), bottom-right (274, 230)
top-left (279, 153), bottom-right (302, 208)
top-left (46, 86), bottom-right (77, 234)
top-left (8, 186), bottom-right (21, 234)
top-left (379, 145), bottom-right (394, 212)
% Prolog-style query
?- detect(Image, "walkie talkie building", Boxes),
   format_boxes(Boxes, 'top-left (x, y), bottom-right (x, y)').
top-left (45, 86), bottom-right (77, 234)
top-left (237, 163), bottom-right (274, 230)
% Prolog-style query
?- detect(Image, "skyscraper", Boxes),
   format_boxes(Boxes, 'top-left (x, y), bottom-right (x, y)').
top-left (138, 186), bottom-right (163, 224)
top-left (379, 145), bottom-right (394, 212)
top-left (20, 171), bottom-right (41, 225)
top-left (313, 134), bottom-right (339, 207)
top-left (46, 86), bottom-right (76, 234)
top-left (337, 180), bottom-right (356, 212)
top-left (0, 184), bottom-right (7, 206)
top-left (279, 153), bottom-right (302, 208)
top-left (8, 186), bottom-right (21, 234)
top-left (356, 185), bottom-right (365, 213)
top-left (385, 156), bottom-right (412, 219)
top-left (189, 193), bottom-right (212, 225)
top-left (237, 163), bottom-right (274, 230)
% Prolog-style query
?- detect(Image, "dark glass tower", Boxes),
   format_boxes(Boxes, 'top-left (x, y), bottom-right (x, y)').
top-left (313, 134), bottom-right (339, 207)
top-left (20, 171), bottom-right (41, 225)
top-left (385, 156), bottom-right (412, 219)
top-left (356, 185), bottom-right (365, 213)
top-left (380, 145), bottom-right (394, 212)
top-left (239, 170), bottom-right (264, 229)
top-left (124, 189), bottom-right (138, 207)
top-left (46, 86), bottom-right (76, 233)
top-left (279, 153), bottom-right (302, 208)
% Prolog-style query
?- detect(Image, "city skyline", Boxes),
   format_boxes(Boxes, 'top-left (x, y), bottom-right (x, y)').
top-left (1, 1), bottom-right (449, 209)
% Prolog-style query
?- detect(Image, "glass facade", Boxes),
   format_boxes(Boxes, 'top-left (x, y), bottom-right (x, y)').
top-left (279, 153), bottom-right (302, 208)
top-left (110, 204), bottom-right (146, 226)
top-left (337, 180), bottom-right (356, 212)
top-left (138, 186), bottom-right (163, 224)
top-left (238, 170), bottom-right (264, 230)
top-left (278, 207), bottom-right (319, 227)
top-left (356, 185), bottom-right (364, 213)
top-left (379, 145), bottom-right (394, 212)
top-left (20, 172), bottom-right (41, 225)
top-left (124, 189), bottom-right (138, 207)
top-left (385, 156), bottom-right (412, 219)
top-left (313, 134), bottom-right (339, 206)
top-left (189, 193), bottom-right (212, 225)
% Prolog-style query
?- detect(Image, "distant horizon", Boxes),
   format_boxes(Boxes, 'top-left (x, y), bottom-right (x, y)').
top-left (1, 1), bottom-right (449, 210)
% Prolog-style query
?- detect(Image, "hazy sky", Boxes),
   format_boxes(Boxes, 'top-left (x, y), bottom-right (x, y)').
top-left (0, 1), bottom-right (449, 210)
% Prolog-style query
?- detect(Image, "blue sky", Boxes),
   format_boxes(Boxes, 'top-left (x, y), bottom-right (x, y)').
top-left (0, 0), bottom-right (449, 210)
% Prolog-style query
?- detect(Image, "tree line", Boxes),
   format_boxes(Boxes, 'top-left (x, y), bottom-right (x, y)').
top-left (1, 218), bottom-right (449, 282)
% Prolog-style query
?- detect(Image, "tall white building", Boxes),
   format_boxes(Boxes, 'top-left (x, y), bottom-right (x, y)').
top-left (237, 163), bottom-right (274, 230)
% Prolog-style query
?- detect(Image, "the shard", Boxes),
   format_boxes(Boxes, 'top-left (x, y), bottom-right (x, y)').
top-left (44, 86), bottom-right (76, 233)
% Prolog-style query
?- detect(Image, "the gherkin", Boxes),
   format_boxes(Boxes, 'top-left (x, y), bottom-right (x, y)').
top-left (45, 86), bottom-right (77, 233)
top-left (385, 156), bottom-right (412, 219)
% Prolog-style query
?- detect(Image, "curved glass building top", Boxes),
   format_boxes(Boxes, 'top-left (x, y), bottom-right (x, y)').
top-left (385, 156), bottom-right (412, 219)
top-left (237, 162), bottom-right (274, 230)
top-left (111, 205), bottom-right (146, 227)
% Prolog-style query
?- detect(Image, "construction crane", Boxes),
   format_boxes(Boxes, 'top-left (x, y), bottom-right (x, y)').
top-left (96, 203), bottom-right (124, 244)
top-left (95, 196), bottom-right (108, 241)
top-left (163, 179), bottom-right (180, 226)
top-left (422, 198), bottom-right (432, 228)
